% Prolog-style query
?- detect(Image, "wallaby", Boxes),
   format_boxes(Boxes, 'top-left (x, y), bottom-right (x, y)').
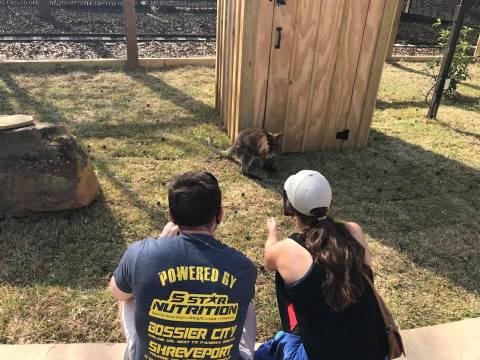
top-left (208, 128), bottom-right (283, 177)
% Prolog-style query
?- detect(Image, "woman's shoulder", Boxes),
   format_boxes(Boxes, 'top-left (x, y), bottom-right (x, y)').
top-left (344, 222), bottom-right (373, 267)
top-left (273, 237), bottom-right (313, 285)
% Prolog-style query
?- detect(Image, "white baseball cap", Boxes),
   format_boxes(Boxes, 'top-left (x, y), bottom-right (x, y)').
top-left (284, 170), bottom-right (332, 217)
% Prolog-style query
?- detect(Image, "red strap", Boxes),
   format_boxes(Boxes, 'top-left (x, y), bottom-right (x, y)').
top-left (287, 303), bottom-right (298, 331)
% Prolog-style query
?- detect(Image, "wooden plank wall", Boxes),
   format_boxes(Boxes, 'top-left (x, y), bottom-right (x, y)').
top-left (263, 1), bottom-right (298, 137)
top-left (217, 0), bottom-right (246, 139)
top-left (215, 0), bottom-right (223, 112)
top-left (301, 0), bottom-right (348, 152)
top-left (217, 0), bottom-right (273, 139)
top-left (355, 0), bottom-right (400, 148)
top-left (281, 1), bottom-right (322, 153)
top-left (385, 0), bottom-right (404, 62)
top-left (216, 0), bottom-right (399, 151)
top-left (343, 0), bottom-right (388, 149)
top-left (244, 0), bottom-right (274, 130)
top-left (320, 0), bottom-right (371, 150)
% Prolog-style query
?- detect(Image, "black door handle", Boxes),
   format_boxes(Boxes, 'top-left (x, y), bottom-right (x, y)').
top-left (275, 27), bottom-right (282, 49)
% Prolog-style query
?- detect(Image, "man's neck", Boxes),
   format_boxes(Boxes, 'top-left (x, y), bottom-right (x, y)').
top-left (180, 227), bottom-right (214, 236)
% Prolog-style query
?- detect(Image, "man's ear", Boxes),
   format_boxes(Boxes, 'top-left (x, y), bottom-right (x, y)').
top-left (216, 207), bottom-right (225, 225)
top-left (167, 208), bottom-right (176, 224)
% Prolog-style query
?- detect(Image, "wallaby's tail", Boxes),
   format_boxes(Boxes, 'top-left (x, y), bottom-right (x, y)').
top-left (207, 136), bottom-right (235, 157)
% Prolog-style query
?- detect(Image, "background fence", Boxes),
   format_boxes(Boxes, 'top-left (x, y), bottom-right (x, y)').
top-left (2, 1), bottom-right (216, 10)
top-left (402, 0), bottom-right (480, 26)
top-left (0, 0), bottom-right (216, 61)
top-left (0, 0), bottom-right (478, 60)
top-left (397, 0), bottom-right (480, 46)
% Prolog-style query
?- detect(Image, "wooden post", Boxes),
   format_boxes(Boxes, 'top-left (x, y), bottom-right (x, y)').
top-left (427, 0), bottom-right (468, 119)
top-left (123, 0), bottom-right (138, 69)
top-left (38, 0), bottom-right (53, 21)
top-left (385, 0), bottom-right (404, 62)
top-left (475, 34), bottom-right (480, 58)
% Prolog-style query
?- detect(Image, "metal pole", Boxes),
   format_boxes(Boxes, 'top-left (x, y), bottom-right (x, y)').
top-left (475, 34), bottom-right (480, 58)
top-left (427, 0), bottom-right (468, 119)
top-left (405, 0), bottom-right (412, 14)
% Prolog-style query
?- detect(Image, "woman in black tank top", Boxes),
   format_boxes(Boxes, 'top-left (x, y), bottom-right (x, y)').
top-left (255, 170), bottom-right (388, 360)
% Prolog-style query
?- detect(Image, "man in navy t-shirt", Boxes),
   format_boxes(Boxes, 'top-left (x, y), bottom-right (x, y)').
top-left (110, 172), bottom-right (257, 360)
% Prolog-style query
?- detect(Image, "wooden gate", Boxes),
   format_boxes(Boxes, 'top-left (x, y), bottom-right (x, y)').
top-left (216, 0), bottom-right (400, 152)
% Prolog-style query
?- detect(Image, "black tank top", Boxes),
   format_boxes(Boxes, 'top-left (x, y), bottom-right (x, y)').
top-left (275, 233), bottom-right (388, 360)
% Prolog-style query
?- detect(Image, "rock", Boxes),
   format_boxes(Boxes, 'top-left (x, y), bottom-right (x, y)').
top-left (0, 114), bottom-right (34, 130)
top-left (0, 120), bottom-right (100, 218)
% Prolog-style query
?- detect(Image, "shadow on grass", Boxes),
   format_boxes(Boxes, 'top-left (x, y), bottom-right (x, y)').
top-left (391, 62), bottom-right (480, 92)
top-left (436, 120), bottom-right (480, 141)
top-left (376, 99), bottom-right (428, 109)
top-left (0, 67), bottom-right (219, 139)
top-left (254, 129), bottom-right (480, 295)
top-left (0, 196), bottom-right (127, 290)
top-left (0, 67), bottom-right (217, 290)
top-left (0, 67), bottom-right (478, 298)
top-left (125, 69), bottom-right (215, 116)
top-left (377, 94), bottom-right (478, 112)
top-left (0, 69), bottom-right (70, 124)
top-left (95, 158), bottom-right (167, 224)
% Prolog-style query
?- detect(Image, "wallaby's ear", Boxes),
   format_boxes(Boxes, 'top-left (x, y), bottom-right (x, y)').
top-left (273, 132), bottom-right (284, 140)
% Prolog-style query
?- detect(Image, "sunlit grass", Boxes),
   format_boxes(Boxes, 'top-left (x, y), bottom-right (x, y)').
top-left (0, 63), bottom-right (479, 343)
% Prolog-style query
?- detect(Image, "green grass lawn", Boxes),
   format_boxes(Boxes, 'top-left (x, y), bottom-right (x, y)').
top-left (0, 62), bottom-right (479, 344)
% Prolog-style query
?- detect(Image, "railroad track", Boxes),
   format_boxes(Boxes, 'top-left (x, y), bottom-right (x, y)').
top-left (0, 33), bottom-right (216, 42)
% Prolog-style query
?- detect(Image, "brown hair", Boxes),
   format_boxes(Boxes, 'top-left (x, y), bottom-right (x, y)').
top-left (286, 201), bottom-right (367, 311)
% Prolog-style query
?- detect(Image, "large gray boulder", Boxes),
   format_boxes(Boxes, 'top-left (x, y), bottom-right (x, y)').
top-left (0, 119), bottom-right (100, 218)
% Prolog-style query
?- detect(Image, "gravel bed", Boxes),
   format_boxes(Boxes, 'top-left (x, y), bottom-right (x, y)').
top-left (0, 6), bottom-right (215, 35)
top-left (0, 41), bottom-right (216, 60)
top-left (0, 40), bottom-right (441, 61)
top-left (392, 46), bottom-right (441, 57)
top-left (397, 21), bottom-right (480, 46)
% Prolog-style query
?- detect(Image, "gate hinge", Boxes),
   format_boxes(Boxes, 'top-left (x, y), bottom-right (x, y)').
top-left (336, 129), bottom-right (350, 141)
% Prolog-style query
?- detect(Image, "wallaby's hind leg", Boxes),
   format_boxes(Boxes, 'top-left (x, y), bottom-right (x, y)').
top-left (240, 155), bottom-right (265, 181)
top-left (240, 154), bottom-right (256, 176)
top-left (262, 158), bottom-right (276, 172)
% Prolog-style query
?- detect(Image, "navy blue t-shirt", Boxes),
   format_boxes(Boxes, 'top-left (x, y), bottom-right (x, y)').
top-left (114, 234), bottom-right (257, 360)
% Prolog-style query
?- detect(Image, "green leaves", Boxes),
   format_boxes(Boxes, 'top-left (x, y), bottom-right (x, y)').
top-left (426, 19), bottom-right (477, 98)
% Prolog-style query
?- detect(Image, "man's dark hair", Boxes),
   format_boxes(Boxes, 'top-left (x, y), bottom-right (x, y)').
top-left (168, 172), bottom-right (221, 228)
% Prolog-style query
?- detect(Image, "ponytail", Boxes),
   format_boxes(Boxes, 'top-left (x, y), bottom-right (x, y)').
top-left (301, 215), bottom-right (367, 312)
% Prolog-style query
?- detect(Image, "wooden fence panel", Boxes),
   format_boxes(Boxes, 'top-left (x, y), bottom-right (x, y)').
top-left (263, 1), bottom-right (299, 135)
top-left (249, 0), bottom-right (274, 129)
top-left (356, 0), bottom-right (400, 148)
top-left (282, 0), bottom-right (323, 153)
top-left (215, 0), bottom-right (224, 112)
top-left (321, 0), bottom-right (370, 150)
top-left (343, 0), bottom-right (387, 149)
top-left (301, 0), bottom-right (347, 152)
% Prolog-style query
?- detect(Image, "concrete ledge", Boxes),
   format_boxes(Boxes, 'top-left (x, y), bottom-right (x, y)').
top-left (0, 317), bottom-right (478, 359)
top-left (390, 55), bottom-right (443, 63)
top-left (0, 343), bottom-right (125, 360)
top-left (0, 57), bottom-right (216, 71)
top-left (400, 317), bottom-right (480, 360)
